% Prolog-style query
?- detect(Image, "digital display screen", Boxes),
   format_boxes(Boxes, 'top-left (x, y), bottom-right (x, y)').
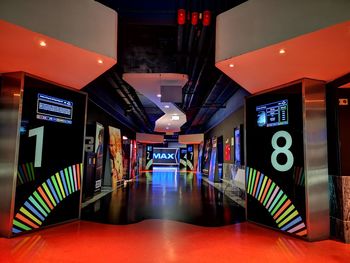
top-left (234, 128), bottom-right (241, 165)
top-left (256, 99), bottom-right (288, 127)
top-left (246, 83), bottom-right (307, 237)
top-left (36, 93), bottom-right (73, 124)
top-left (13, 76), bottom-right (86, 235)
top-left (153, 148), bottom-right (179, 165)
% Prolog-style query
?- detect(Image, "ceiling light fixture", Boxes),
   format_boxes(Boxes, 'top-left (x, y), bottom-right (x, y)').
top-left (166, 127), bottom-right (169, 130)
top-left (157, 94), bottom-right (162, 98)
top-left (97, 59), bottom-right (103, 64)
top-left (39, 40), bottom-right (47, 47)
top-left (279, 48), bottom-right (286, 54)
top-left (229, 63), bottom-right (234, 68)
top-left (171, 115), bottom-right (180, 120)
top-left (164, 105), bottom-right (170, 109)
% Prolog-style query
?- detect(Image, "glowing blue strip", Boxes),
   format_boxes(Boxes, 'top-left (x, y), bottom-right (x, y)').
top-left (255, 173), bottom-right (264, 199)
top-left (60, 170), bottom-right (69, 196)
top-left (12, 227), bottom-right (21, 234)
top-left (47, 179), bottom-right (60, 204)
top-left (24, 201), bottom-right (45, 221)
top-left (18, 165), bottom-right (25, 181)
top-left (29, 196), bottom-right (47, 217)
top-left (281, 216), bottom-right (302, 231)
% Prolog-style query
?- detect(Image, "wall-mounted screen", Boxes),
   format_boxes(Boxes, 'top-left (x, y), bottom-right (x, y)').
top-left (256, 99), bottom-right (288, 127)
top-left (153, 148), bottom-right (179, 165)
top-left (234, 128), bottom-right (241, 165)
top-left (36, 93), bottom-right (73, 124)
top-left (13, 76), bottom-right (86, 235)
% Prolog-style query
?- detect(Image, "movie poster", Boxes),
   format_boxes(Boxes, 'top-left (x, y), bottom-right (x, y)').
top-left (94, 123), bottom-right (104, 192)
top-left (225, 138), bottom-right (231, 161)
top-left (108, 126), bottom-right (123, 188)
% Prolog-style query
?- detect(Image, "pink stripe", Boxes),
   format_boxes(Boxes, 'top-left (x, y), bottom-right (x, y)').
top-left (287, 223), bottom-right (306, 234)
top-left (72, 165), bottom-right (78, 191)
top-left (266, 186), bottom-right (280, 209)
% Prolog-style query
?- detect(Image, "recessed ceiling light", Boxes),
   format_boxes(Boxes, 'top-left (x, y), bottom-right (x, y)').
top-left (97, 59), bottom-right (103, 64)
top-left (171, 115), bottom-right (180, 120)
top-left (229, 63), bottom-right (234, 68)
top-left (166, 127), bottom-right (169, 130)
top-left (39, 40), bottom-right (47, 47)
top-left (164, 105), bottom-right (170, 109)
top-left (279, 49), bottom-right (286, 54)
top-left (157, 94), bottom-right (162, 98)
top-left (122, 136), bottom-right (128, 140)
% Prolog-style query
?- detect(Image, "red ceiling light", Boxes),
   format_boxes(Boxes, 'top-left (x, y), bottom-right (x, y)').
top-left (191, 12), bottom-right (199, 26)
top-left (177, 9), bottom-right (186, 25)
top-left (203, 10), bottom-right (211, 26)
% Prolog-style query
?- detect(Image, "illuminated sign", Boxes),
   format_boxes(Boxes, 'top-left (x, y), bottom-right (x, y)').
top-left (153, 148), bottom-right (179, 165)
top-left (256, 99), bottom-right (288, 127)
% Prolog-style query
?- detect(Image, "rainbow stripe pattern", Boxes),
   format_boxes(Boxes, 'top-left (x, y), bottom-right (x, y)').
top-left (17, 162), bottom-right (35, 186)
top-left (246, 167), bottom-right (307, 237)
top-left (12, 163), bottom-right (82, 234)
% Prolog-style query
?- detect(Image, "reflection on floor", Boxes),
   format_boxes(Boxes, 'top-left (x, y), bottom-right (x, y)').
top-left (1, 220), bottom-right (349, 263)
top-left (82, 168), bottom-right (245, 226)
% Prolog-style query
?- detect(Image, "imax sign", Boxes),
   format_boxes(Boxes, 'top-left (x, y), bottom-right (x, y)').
top-left (153, 153), bottom-right (175, 160)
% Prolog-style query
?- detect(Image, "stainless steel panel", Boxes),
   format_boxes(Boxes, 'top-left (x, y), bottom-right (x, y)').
top-left (0, 72), bottom-right (24, 237)
top-left (302, 79), bottom-right (330, 241)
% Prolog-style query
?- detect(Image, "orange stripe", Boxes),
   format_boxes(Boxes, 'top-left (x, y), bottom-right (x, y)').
top-left (260, 179), bottom-right (271, 203)
top-left (76, 164), bottom-right (81, 189)
top-left (38, 186), bottom-right (54, 209)
top-left (273, 199), bottom-right (291, 219)
top-left (252, 172), bottom-right (260, 197)
top-left (15, 213), bottom-right (39, 229)
top-left (22, 164), bottom-right (29, 182)
top-left (296, 229), bottom-right (307, 236)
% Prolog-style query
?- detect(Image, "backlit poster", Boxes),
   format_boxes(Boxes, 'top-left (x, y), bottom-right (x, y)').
top-left (108, 126), bottom-right (123, 188)
top-left (208, 137), bottom-right (217, 182)
top-left (145, 145), bottom-right (153, 170)
top-left (94, 123), bottom-right (104, 192)
top-left (180, 148), bottom-right (187, 170)
top-left (225, 138), bottom-right (231, 161)
top-left (122, 139), bottom-right (130, 179)
top-left (129, 140), bottom-right (137, 179)
top-left (202, 139), bottom-right (211, 175)
top-left (245, 83), bottom-right (307, 237)
top-left (13, 76), bottom-right (86, 235)
top-left (197, 143), bottom-right (203, 173)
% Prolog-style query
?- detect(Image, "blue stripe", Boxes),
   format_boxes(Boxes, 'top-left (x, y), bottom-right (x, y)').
top-left (268, 190), bottom-right (283, 212)
top-left (18, 165), bottom-right (25, 182)
top-left (29, 196), bottom-right (47, 217)
top-left (281, 216), bottom-right (302, 231)
top-left (255, 173), bottom-right (264, 198)
top-left (47, 179), bottom-right (60, 204)
top-left (60, 170), bottom-right (69, 196)
top-left (12, 227), bottom-right (21, 234)
top-left (24, 201), bottom-right (45, 221)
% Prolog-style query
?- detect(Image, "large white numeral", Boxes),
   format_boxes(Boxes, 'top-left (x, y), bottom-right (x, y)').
top-left (271, 130), bottom-right (294, 172)
top-left (29, 126), bottom-right (44, 167)
top-left (190, 152), bottom-right (193, 160)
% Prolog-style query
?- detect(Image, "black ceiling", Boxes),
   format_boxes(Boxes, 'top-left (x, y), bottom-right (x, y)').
top-left (84, 0), bottom-right (248, 134)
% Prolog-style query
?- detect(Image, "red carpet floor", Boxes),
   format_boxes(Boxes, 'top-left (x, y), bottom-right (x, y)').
top-left (0, 220), bottom-right (349, 263)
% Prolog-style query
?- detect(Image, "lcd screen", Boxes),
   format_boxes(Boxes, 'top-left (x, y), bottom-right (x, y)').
top-left (256, 99), bottom-right (288, 127)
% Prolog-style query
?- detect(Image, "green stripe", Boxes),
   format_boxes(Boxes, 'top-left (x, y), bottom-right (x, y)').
top-left (30, 162), bottom-right (35, 181)
top-left (42, 182), bottom-right (57, 206)
top-left (278, 210), bottom-right (298, 228)
top-left (17, 171), bottom-right (24, 184)
top-left (13, 219), bottom-right (32, 231)
top-left (258, 176), bottom-right (268, 201)
top-left (29, 196), bottom-right (48, 217)
top-left (247, 168), bottom-right (253, 194)
top-left (33, 191), bottom-right (50, 213)
top-left (69, 166), bottom-right (75, 192)
top-left (20, 207), bottom-right (42, 225)
top-left (51, 176), bottom-right (62, 201)
top-left (56, 173), bottom-right (66, 198)
top-left (268, 190), bottom-right (283, 212)
top-left (263, 182), bottom-right (275, 206)
top-left (64, 168), bottom-right (72, 194)
top-left (271, 195), bottom-right (288, 216)
top-left (26, 163), bottom-right (33, 181)
top-left (276, 205), bottom-right (295, 224)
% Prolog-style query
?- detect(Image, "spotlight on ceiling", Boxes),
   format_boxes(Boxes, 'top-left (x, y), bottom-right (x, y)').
top-left (171, 115), bottom-right (180, 120)
top-left (164, 105), bottom-right (170, 109)
top-left (157, 94), bottom-right (162, 98)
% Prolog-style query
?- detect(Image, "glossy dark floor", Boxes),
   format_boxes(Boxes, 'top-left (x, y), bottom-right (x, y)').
top-left (82, 168), bottom-right (245, 226)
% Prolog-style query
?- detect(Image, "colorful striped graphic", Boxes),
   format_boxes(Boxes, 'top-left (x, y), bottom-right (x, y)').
top-left (246, 167), bottom-right (307, 237)
top-left (186, 160), bottom-right (194, 170)
top-left (145, 159), bottom-right (153, 170)
top-left (17, 162), bottom-right (35, 186)
top-left (293, 166), bottom-right (304, 187)
top-left (12, 163), bottom-right (82, 234)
